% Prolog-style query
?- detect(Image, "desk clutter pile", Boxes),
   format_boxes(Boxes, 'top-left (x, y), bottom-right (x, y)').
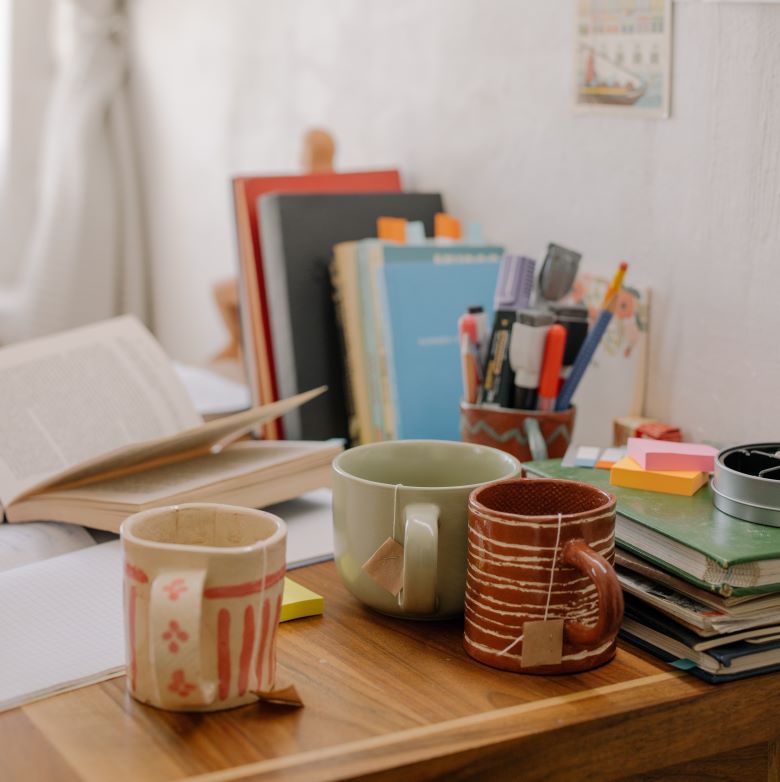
top-left (1, 162), bottom-right (777, 721)
top-left (526, 438), bottom-right (780, 682)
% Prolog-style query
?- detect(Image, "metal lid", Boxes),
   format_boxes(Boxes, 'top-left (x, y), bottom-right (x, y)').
top-left (712, 443), bottom-right (780, 527)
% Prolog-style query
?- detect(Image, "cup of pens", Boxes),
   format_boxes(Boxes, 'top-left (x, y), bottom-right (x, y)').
top-left (459, 306), bottom-right (577, 462)
top-left (458, 255), bottom-right (629, 462)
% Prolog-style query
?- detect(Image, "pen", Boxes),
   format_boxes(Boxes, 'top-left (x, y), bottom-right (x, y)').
top-left (601, 260), bottom-right (628, 308)
top-left (479, 310), bottom-right (515, 405)
top-left (508, 309), bottom-right (554, 410)
top-left (537, 324), bottom-right (567, 412)
top-left (468, 305), bottom-right (489, 366)
top-left (458, 312), bottom-right (480, 404)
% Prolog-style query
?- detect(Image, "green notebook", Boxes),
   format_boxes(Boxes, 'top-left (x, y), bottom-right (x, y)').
top-left (523, 459), bottom-right (780, 597)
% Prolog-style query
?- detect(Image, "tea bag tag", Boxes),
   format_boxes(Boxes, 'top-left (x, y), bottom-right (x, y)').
top-left (521, 619), bottom-right (564, 668)
top-left (361, 537), bottom-right (404, 596)
top-left (252, 683), bottom-right (304, 708)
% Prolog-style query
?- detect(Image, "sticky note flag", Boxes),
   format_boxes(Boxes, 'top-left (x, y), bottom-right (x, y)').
top-left (377, 217), bottom-right (407, 242)
top-left (627, 438), bottom-right (719, 473)
top-left (574, 446), bottom-right (601, 468)
top-left (434, 212), bottom-right (462, 239)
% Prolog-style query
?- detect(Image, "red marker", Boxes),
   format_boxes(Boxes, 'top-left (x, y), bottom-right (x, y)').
top-left (458, 312), bottom-right (480, 404)
top-left (537, 324), bottom-right (567, 412)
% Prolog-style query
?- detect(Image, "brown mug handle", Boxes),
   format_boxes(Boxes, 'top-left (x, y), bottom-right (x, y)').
top-left (561, 538), bottom-right (624, 648)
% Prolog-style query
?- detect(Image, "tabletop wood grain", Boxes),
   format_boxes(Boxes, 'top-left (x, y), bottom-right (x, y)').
top-left (2, 561), bottom-right (779, 782)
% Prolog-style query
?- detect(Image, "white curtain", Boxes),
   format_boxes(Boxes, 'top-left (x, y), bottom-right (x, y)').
top-left (0, 0), bottom-right (148, 343)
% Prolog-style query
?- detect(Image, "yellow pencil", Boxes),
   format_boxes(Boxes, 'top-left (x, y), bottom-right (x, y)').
top-left (601, 261), bottom-right (628, 308)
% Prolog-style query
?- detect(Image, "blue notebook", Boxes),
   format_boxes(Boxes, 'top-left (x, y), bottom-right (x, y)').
top-left (377, 245), bottom-right (502, 440)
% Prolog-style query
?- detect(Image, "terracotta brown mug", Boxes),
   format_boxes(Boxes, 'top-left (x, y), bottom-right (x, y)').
top-left (464, 478), bottom-right (623, 674)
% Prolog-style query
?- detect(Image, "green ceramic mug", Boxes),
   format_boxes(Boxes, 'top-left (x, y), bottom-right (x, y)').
top-left (332, 440), bottom-right (521, 619)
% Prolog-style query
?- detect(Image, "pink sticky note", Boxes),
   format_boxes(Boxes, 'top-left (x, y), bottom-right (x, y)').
top-left (627, 438), bottom-right (719, 473)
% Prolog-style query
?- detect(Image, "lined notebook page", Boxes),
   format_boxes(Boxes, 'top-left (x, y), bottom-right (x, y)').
top-left (0, 541), bottom-right (124, 713)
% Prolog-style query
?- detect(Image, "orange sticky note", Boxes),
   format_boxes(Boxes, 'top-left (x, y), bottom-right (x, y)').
top-left (377, 217), bottom-right (407, 242)
top-left (434, 213), bottom-right (462, 239)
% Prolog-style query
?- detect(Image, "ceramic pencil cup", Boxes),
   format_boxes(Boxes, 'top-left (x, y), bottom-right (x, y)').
top-left (121, 503), bottom-right (286, 711)
top-left (464, 478), bottom-right (622, 674)
top-left (460, 402), bottom-right (575, 462)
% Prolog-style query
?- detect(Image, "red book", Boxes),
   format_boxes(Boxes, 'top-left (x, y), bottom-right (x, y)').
top-left (232, 170), bottom-right (401, 438)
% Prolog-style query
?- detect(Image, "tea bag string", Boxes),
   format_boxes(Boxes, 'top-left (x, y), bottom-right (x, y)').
top-left (392, 483), bottom-right (404, 540)
top-left (258, 542), bottom-right (271, 687)
top-left (497, 511), bottom-right (563, 657)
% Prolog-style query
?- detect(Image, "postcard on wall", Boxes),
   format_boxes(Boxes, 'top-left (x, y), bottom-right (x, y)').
top-left (560, 273), bottom-right (650, 446)
top-left (574, 0), bottom-right (672, 119)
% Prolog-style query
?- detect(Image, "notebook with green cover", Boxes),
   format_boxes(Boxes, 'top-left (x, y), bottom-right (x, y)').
top-left (522, 459), bottom-right (780, 596)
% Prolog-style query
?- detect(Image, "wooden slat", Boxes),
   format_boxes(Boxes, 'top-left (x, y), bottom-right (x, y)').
top-left (621, 742), bottom-right (768, 782)
top-left (1, 561), bottom-right (779, 782)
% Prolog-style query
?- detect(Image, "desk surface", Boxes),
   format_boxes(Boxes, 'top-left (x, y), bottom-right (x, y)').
top-left (2, 561), bottom-right (779, 782)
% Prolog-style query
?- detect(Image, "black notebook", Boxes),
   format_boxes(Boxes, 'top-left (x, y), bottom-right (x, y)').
top-left (258, 192), bottom-right (444, 440)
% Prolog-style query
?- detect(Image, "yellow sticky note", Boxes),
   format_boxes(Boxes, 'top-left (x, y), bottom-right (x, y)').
top-left (280, 577), bottom-right (324, 623)
top-left (610, 456), bottom-right (708, 497)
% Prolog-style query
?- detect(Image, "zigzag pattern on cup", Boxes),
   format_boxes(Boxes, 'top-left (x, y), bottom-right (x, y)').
top-left (459, 417), bottom-right (572, 448)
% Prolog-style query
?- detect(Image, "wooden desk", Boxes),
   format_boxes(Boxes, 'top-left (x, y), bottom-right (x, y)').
top-left (2, 561), bottom-right (778, 782)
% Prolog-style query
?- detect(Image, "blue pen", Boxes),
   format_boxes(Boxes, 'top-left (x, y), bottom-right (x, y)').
top-left (555, 301), bottom-right (615, 411)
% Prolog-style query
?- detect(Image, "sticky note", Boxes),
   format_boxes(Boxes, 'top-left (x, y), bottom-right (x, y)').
top-left (596, 447), bottom-right (626, 469)
top-left (377, 217), bottom-right (407, 242)
top-left (610, 456), bottom-right (708, 497)
top-left (280, 578), bottom-right (324, 622)
top-left (574, 446), bottom-right (601, 468)
top-left (627, 438), bottom-right (718, 473)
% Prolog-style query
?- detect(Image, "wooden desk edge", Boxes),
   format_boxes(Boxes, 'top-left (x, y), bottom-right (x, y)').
top-left (184, 670), bottom-right (705, 782)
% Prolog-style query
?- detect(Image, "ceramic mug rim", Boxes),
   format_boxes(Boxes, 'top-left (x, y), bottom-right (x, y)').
top-left (469, 478), bottom-right (616, 523)
top-left (120, 502), bottom-right (286, 556)
top-left (332, 439), bottom-right (521, 492)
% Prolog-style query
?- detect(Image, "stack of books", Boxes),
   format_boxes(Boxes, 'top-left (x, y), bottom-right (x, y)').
top-left (524, 457), bottom-right (780, 682)
top-left (332, 238), bottom-right (502, 444)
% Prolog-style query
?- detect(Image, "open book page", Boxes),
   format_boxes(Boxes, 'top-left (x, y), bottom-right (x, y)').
top-left (0, 541), bottom-right (125, 713)
top-left (0, 316), bottom-right (201, 507)
top-left (40, 441), bottom-right (338, 505)
top-left (0, 522), bottom-right (95, 572)
top-left (15, 386), bottom-right (327, 504)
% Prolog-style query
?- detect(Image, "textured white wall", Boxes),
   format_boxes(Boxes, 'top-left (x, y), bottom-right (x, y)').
top-left (130, 0), bottom-right (780, 444)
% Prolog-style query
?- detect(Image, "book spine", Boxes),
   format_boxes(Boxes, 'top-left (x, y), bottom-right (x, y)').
top-left (329, 258), bottom-right (360, 445)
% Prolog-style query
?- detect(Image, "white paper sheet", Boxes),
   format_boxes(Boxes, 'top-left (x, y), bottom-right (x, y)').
top-left (0, 540), bottom-right (125, 712)
top-left (265, 488), bottom-right (334, 568)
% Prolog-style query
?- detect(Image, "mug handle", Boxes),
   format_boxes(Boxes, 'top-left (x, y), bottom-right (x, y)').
top-left (523, 417), bottom-right (548, 461)
top-left (399, 503), bottom-right (439, 614)
top-left (149, 569), bottom-right (217, 709)
top-left (561, 539), bottom-right (624, 648)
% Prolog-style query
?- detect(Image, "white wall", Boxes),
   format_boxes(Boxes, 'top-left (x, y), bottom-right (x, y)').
top-left (129, 0), bottom-right (780, 444)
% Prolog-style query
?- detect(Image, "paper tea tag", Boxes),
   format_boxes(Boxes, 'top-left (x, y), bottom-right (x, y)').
top-left (521, 619), bottom-right (564, 669)
top-left (361, 537), bottom-right (404, 596)
top-left (252, 683), bottom-right (304, 708)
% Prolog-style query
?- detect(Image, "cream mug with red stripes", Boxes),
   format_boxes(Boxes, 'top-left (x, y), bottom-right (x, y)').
top-left (121, 503), bottom-right (286, 711)
top-left (464, 479), bottom-right (623, 674)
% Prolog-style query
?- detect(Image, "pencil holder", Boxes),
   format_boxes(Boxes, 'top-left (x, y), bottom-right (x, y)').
top-left (459, 402), bottom-right (575, 463)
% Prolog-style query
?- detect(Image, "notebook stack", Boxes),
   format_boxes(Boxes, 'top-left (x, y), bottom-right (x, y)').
top-left (524, 454), bottom-right (780, 682)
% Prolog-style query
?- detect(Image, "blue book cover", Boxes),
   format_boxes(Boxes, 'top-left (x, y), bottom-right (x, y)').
top-left (378, 244), bottom-right (502, 440)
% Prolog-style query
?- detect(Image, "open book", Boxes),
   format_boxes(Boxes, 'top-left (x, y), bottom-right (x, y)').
top-left (0, 316), bottom-right (338, 532)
